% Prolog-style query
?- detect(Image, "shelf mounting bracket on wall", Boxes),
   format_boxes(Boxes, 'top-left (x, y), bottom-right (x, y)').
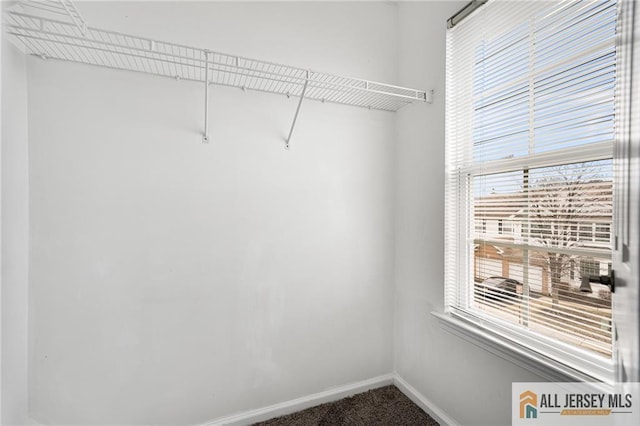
top-left (203, 50), bottom-right (211, 143)
top-left (285, 71), bottom-right (310, 150)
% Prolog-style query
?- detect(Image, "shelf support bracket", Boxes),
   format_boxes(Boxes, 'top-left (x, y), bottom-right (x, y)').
top-left (425, 89), bottom-right (434, 103)
top-left (285, 71), bottom-right (310, 150)
top-left (202, 50), bottom-right (211, 143)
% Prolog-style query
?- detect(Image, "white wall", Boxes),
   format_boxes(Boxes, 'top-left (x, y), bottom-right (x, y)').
top-left (394, 2), bottom-right (546, 425)
top-left (25, 2), bottom-right (397, 424)
top-left (1, 10), bottom-right (31, 425)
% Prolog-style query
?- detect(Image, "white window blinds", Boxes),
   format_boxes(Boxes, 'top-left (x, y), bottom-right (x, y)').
top-left (445, 0), bottom-right (616, 380)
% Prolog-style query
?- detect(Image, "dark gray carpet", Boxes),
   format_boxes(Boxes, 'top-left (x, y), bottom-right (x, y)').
top-left (252, 385), bottom-right (439, 426)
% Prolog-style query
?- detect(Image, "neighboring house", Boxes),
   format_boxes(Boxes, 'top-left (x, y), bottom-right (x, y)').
top-left (473, 181), bottom-right (613, 295)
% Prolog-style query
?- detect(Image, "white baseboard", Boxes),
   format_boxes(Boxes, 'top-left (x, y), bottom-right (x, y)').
top-left (204, 373), bottom-right (458, 426)
top-left (393, 374), bottom-right (459, 426)
top-left (205, 373), bottom-right (395, 426)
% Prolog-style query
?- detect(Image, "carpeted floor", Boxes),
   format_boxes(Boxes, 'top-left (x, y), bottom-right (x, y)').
top-left (252, 385), bottom-right (439, 426)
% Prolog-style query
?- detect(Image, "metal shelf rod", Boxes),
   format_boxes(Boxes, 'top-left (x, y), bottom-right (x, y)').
top-left (285, 73), bottom-right (310, 150)
top-left (7, 14), bottom-right (428, 105)
top-left (203, 51), bottom-right (211, 143)
top-left (9, 26), bottom-right (427, 108)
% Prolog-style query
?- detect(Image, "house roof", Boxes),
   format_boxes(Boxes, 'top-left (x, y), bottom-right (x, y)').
top-left (474, 180), bottom-right (613, 221)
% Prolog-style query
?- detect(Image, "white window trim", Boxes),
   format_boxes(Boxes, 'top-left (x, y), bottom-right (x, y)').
top-left (432, 310), bottom-right (615, 384)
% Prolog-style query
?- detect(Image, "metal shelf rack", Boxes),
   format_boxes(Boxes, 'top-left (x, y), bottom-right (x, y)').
top-left (4, 0), bottom-right (432, 148)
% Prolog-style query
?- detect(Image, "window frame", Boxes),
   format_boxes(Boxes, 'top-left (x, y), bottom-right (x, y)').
top-left (440, 0), bottom-right (619, 384)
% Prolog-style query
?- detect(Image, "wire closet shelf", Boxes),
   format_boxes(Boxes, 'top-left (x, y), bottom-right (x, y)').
top-left (5, 0), bottom-right (432, 145)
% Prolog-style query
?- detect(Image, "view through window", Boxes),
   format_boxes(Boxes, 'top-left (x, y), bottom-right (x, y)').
top-left (473, 161), bottom-right (613, 357)
top-left (445, 0), bottom-right (617, 373)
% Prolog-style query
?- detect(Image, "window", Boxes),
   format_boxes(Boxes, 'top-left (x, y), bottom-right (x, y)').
top-left (595, 224), bottom-right (611, 243)
top-left (445, 0), bottom-right (617, 381)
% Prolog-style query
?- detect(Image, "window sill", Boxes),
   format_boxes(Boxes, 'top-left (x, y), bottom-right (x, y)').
top-left (431, 311), bottom-right (614, 384)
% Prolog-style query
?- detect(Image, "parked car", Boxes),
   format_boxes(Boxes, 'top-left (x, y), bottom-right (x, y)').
top-left (475, 276), bottom-right (522, 304)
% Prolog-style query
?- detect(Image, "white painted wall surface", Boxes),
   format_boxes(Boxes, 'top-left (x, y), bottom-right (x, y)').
top-left (1, 13), bottom-right (31, 425)
top-left (394, 2), bottom-right (546, 425)
top-left (26, 2), bottom-right (396, 424)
